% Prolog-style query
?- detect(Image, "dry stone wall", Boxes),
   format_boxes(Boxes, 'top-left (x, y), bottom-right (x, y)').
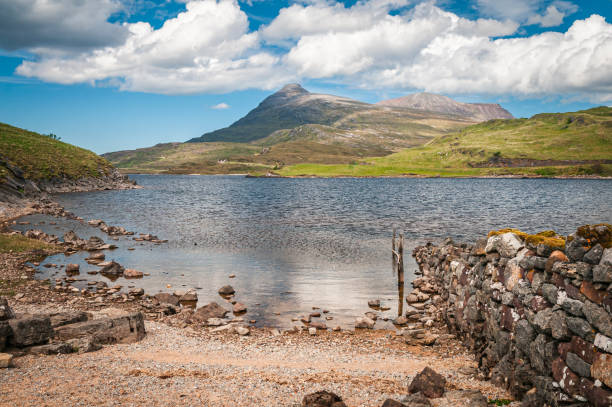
top-left (412, 225), bottom-right (612, 407)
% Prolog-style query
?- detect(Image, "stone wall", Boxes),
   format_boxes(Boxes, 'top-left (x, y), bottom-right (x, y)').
top-left (412, 225), bottom-right (612, 407)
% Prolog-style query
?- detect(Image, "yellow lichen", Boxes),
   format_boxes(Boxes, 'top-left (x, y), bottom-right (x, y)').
top-left (487, 228), bottom-right (566, 250)
top-left (573, 223), bottom-right (612, 249)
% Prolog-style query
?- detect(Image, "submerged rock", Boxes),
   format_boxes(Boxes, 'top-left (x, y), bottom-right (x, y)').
top-left (218, 285), bottom-right (235, 296)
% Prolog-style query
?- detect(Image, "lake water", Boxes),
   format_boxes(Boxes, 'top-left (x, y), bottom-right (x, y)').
top-left (14, 175), bottom-right (612, 328)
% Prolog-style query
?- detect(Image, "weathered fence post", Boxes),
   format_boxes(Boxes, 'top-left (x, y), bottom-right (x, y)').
top-left (393, 230), bottom-right (405, 316)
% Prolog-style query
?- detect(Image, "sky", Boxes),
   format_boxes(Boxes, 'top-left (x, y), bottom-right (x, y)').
top-left (0, 0), bottom-right (611, 154)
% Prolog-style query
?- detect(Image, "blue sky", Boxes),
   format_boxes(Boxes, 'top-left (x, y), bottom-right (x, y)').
top-left (0, 0), bottom-right (611, 154)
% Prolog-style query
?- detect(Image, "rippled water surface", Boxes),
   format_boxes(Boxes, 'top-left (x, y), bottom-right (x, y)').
top-left (15, 175), bottom-right (612, 327)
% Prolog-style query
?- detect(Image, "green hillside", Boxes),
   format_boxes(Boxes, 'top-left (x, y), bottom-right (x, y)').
top-left (0, 122), bottom-right (113, 181)
top-left (277, 107), bottom-right (612, 177)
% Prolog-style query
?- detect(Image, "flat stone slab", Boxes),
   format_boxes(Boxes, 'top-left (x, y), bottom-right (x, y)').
top-left (54, 312), bottom-right (145, 344)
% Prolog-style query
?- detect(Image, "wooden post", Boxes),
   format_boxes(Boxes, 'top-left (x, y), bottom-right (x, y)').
top-left (393, 230), bottom-right (405, 316)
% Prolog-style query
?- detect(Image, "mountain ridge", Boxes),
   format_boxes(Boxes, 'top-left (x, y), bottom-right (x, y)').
top-left (376, 92), bottom-right (513, 122)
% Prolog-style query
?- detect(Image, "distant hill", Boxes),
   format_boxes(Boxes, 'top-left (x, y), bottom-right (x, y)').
top-left (377, 92), bottom-right (513, 122)
top-left (277, 106), bottom-right (612, 178)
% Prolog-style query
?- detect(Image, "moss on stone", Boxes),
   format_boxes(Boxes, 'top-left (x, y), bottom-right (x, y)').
top-left (573, 223), bottom-right (612, 249)
top-left (488, 228), bottom-right (566, 250)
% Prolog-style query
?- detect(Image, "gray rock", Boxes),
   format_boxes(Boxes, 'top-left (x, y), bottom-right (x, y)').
top-left (440, 390), bottom-right (488, 407)
top-left (99, 261), bottom-right (124, 276)
top-left (48, 311), bottom-right (90, 328)
top-left (541, 284), bottom-right (558, 305)
top-left (28, 342), bottom-right (74, 355)
top-left (54, 312), bottom-right (145, 344)
top-left (486, 233), bottom-right (523, 258)
top-left (536, 244), bottom-right (553, 257)
top-left (550, 311), bottom-right (570, 340)
top-left (501, 292), bottom-right (514, 305)
top-left (533, 308), bottom-right (554, 335)
top-left (565, 352), bottom-right (591, 377)
top-left (583, 300), bottom-right (612, 337)
top-left (515, 319), bottom-right (536, 350)
top-left (600, 247), bottom-right (612, 266)
top-left (193, 302), bottom-right (228, 322)
top-left (584, 244), bottom-right (604, 264)
top-left (154, 293), bottom-right (180, 306)
top-left (565, 234), bottom-right (587, 262)
top-left (65, 337), bottom-right (102, 353)
top-left (399, 393), bottom-right (431, 407)
top-left (8, 315), bottom-right (53, 347)
top-left (559, 297), bottom-right (584, 317)
top-left (566, 316), bottom-right (595, 341)
top-left (529, 334), bottom-right (557, 374)
top-left (593, 264), bottom-right (612, 283)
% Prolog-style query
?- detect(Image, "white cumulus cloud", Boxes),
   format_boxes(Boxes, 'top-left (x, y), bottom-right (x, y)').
top-left (211, 102), bottom-right (230, 109)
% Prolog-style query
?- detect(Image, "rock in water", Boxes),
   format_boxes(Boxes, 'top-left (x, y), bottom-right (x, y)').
top-left (99, 261), bottom-right (124, 276)
top-left (218, 285), bottom-right (235, 296)
top-left (154, 293), bottom-right (180, 306)
top-left (123, 269), bottom-right (143, 278)
top-left (302, 390), bottom-right (347, 407)
top-left (65, 263), bottom-right (80, 273)
top-left (408, 367), bottom-right (446, 398)
top-left (194, 302), bottom-right (229, 322)
top-left (233, 303), bottom-right (247, 314)
top-left (355, 316), bottom-right (375, 329)
top-left (368, 299), bottom-right (381, 308)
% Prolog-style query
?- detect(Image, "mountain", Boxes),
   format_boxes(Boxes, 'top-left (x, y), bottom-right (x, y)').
top-left (376, 92), bottom-right (514, 122)
top-left (277, 107), bottom-right (612, 178)
top-left (188, 84), bottom-right (370, 143)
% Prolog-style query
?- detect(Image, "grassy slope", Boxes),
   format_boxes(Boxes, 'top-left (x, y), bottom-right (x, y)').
top-left (0, 233), bottom-right (54, 253)
top-left (278, 107), bottom-right (612, 177)
top-left (0, 122), bottom-right (112, 180)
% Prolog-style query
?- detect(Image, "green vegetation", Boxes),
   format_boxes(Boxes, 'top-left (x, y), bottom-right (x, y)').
top-left (488, 399), bottom-right (512, 406)
top-left (0, 233), bottom-right (55, 253)
top-left (573, 223), bottom-right (612, 248)
top-left (0, 122), bottom-right (113, 180)
top-left (277, 107), bottom-right (612, 177)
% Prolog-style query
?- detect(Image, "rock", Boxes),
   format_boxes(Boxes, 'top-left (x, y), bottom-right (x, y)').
top-left (566, 352), bottom-right (591, 377)
top-left (440, 390), bottom-right (488, 407)
top-left (302, 390), bottom-right (346, 407)
top-left (8, 315), bottom-right (53, 347)
top-left (504, 259), bottom-right (524, 290)
top-left (123, 269), bottom-right (143, 278)
top-left (541, 284), bottom-right (558, 305)
top-left (545, 250), bottom-right (569, 273)
top-left (65, 263), bottom-right (80, 273)
top-left (178, 290), bottom-right (197, 302)
top-left (0, 353), bottom-right (13, 368)
top-left (364, 311), bottom-right (378, 320)
top-left (66, 337), bottom-right (102, 353)
top-left (206, 318), bottom-right (225, 327)
top-left (355, 316), bottom-right (375, 329)
top-left (308, 327), bottom-right (317, 336)
top-left (393, 316), bottom-right (408, 326)
top-left (408, 367), bottom-right (446, 398)
top-left (28, 342), bottom-right (74, 355)
top-left (594, 333), bottom-right (612, 353)
top-left (54, 312), bottom-right (145, 344)
top-left (593, 264), bottom-right (612, 283)
top-left (550, 310), bottom-right (570, 341)
top-left (533, 308), bottom-right (554, 335)
top-left (381, 400), bottom-right (408, 407)
top-left (486, 232), bottom-right (523, 258)
top-left (194, 302), bottom-right (228, 322)
top-left (591, 353), bottom-right (612, 388)
top-left (399, 392), bottom-right (431, 407)
top-left (0, 298), bottom-right (15, 321)
top-left (583, 300), bottom-right (612, 337)
top-left (600, 247), bottom-right (612, 266)
top-left (368, 299), bottom-right (381, 308)
top-left (515, 319), bottom-right (536, 350)
top-left (218, 285), bottom-right (235, 296)
top-left (552, 357), bottom-right (580, 395)
top-left (48, 311), bottom-right (90, 328)
top-left (235, 326), bottom-right (250, 336)
top-left (584, 244), bottom-right (604, 264)
top-left (154, 293), bottom-right (180, 306)
top-left (129, 288), bottom-right (144, 296)
top-left (99, 261), bottom-right (124, 276)
top-left (310, 321), bottom-right (327, 330)
top-left (566, 233), bottom-right (588, 261)
top-left (566, 317), bottom-right (595, 341)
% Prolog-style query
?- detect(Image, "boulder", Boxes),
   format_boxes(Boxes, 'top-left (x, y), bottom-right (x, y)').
top-left (54, 312), bottom-right (145, 344)
top-left (600, 248), bottom-right (612, 266)
top-left (28, 342), bottom-right (74, 355)
top-left (486, 233), bottom-right (523, 258)
top-left (355, 316), bottom-right (375, 329)
top-left (193, 302), bottom-right (229, 322)
top-left (545, 250), bottom-right (569, 273)
top-left (154, 293), bottom-right (180, 306)
top-left (584, 244), bottom-right (604, 264)
top-left (591, 353), bottom-right (612, 388)
top-left (408, 367), bottom-right (446, 398)
top-left (593, 264), bottom-right (612, 283)
top-left (302, 390), bottom-right (346, 407)
top-left (583, 300), bottom-right (612, 337)
top-left (218, 285), bottom-right (235, 296)
top-left (178, 290), bottom-right (198, 302)
top-left (381, 400), bottom-right (408, 407)
top-left (8, 315), bottom-right (53, 347)
top-left (48, 311), bottom-right (90, 328)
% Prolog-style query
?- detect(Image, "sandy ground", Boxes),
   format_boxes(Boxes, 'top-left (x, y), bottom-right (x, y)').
top-left (0, 314), bottom-right (516, 407)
